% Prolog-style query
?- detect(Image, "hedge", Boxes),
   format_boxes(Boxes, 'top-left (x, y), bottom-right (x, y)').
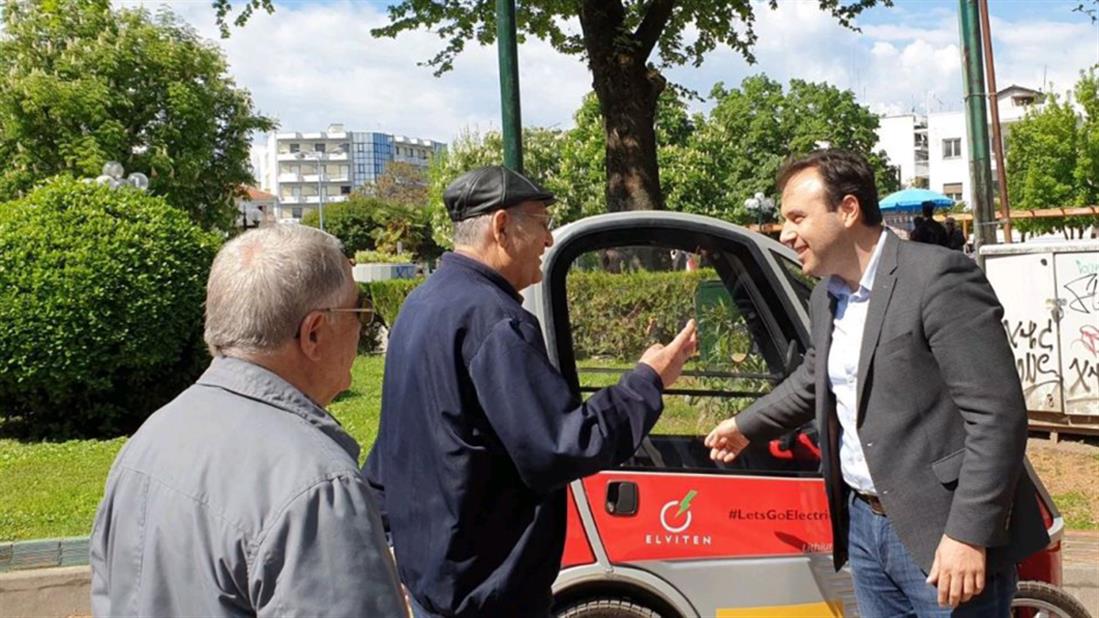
top-left (0, 177), bottom-right (220, 438)
top-left (358, 268), bottom-right (758, 370)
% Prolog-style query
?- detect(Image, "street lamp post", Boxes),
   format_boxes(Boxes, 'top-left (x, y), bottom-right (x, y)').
top-left (296, 151), bottom-right (326, 231)
top-left (744, 192), bottom-right (775, 231)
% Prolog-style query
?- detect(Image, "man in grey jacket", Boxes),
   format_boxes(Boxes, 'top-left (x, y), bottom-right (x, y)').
top-left (706, 150), bottom-right (1047, 616)
top-left (90, 225), bottom-right (406, 616)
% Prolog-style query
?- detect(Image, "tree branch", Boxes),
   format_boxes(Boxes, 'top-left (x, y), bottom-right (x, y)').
top-left (634, 0), bottom-right (677, 61)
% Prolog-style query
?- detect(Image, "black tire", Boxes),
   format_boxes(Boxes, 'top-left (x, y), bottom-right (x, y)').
top-left (556, 597), bottom-right (662, 618)
top-left (1011, 580), bottom-right (1093, 618)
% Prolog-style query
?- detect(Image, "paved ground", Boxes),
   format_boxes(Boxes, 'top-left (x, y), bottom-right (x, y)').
top-left (2, 534), bottom-right (1097, 617)
top-left (1064, 530), bottom-right (1099, 615)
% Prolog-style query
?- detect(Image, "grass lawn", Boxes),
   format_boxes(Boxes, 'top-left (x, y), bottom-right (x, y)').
top-left (0, 355), bottom-right (388, 543)
top-left (3, 354), bottom-right (1096, 541)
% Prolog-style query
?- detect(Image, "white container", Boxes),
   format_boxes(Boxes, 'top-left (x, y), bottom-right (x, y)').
top-left (352, 263), bottom-right (417, 282)
top-left (982, 241), bottom-right (1099, 417)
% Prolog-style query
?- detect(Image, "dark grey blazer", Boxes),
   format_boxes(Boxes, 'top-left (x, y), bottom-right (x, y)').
top-left (737, 231), bottom-right (1049, 572)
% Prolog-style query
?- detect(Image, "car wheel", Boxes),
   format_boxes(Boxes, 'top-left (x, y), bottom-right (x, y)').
top-left (1011, 581), bottom-right (1092, 618)
top-left (556, 597), bottom-right (663, 618)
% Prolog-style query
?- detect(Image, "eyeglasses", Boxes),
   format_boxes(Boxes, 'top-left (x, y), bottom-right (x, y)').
top-left (512, 210), bottom-right (556, 232)
top-left (323, 292), bottom-right (375, 327)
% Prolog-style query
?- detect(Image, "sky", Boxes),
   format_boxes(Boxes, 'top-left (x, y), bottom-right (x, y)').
top-left (113, 0), bottom-right (1098, 157)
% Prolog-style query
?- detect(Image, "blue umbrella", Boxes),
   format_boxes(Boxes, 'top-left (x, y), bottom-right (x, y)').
top-left (879, 188), bottom-right (954, 212)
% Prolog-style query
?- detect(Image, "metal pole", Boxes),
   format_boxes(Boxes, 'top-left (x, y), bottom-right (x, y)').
top-left (977, 0), bottom-right (1012, 243)
top-left (958, 0), bottom-right (997, 264)
top-left (316, 153), bottom-right (325, 232)
top-left (496, 0), bottom-right (523, 172)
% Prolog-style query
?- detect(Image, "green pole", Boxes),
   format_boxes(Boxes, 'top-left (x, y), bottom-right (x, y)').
top-left (496, 0), bottom-right (523, 173)
top-left (958, 0), bottom-right (997, 262)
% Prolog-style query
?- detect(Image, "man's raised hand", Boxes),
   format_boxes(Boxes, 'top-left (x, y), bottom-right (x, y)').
top-left (639, 319), bottom-right (698, 388)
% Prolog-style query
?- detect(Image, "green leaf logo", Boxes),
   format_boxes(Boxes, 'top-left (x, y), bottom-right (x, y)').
top-left (676, 489), bottom-right (698, 518)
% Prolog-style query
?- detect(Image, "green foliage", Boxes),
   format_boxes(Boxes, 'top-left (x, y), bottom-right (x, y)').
top-left (303, 194), bottom-right (439, 260)
top-left (0, 0), bottom-right (275, 230)
top-left (363, 161), bottom-right (431, 209)
top-left (568, 270), bottom-right (705, 360)
top-left (663, 75), bottom-right (898, 223)
top-left (354, 250), bottom-right (414, 264)
top-left (0, 177), bottom-right (220, 438)
top-left (1006, 70), bottom-right (1098, 237)
top-left (360, 278), bottom-right (425, 329)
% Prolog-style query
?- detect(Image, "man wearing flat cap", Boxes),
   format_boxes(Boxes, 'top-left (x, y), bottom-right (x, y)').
top-left (366, 165), bottom-right (697, 617)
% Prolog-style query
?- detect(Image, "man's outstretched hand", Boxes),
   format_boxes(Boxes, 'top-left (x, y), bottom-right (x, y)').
top-left (639, 319), bottom-right (698, 388)
top-left (704, 417), bottom-right (750, 463)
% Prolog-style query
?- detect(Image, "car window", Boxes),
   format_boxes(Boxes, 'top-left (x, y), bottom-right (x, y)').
top-left (773, 251), bottom-right (816, 313)
top-left (565, 243), bottom-right (785, 438)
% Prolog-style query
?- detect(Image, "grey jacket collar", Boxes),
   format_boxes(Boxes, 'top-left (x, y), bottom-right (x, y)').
top-left (196, 357), bottom-right (360, 462)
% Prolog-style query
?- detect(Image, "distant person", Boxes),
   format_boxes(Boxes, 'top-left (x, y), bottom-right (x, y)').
top-left (366, 165), bottom-right (697, 617)
top-left (945, 217), bottom-right (966, 251)
top-left (90, 226), bottom-right (406, 616)
top-left (914, 201), bottom-right (949, 246)
top-left (910, 215), bottom-right (930, 243)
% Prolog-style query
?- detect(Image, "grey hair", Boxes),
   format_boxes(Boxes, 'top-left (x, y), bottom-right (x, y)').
top-left (452, 213), bottom-right (493, 247)
top-left (204, 225), bottom-right (349, 357)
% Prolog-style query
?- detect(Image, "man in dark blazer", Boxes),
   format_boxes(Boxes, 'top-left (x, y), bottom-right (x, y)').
top-left (706, 150), bottom-right (1048, 616)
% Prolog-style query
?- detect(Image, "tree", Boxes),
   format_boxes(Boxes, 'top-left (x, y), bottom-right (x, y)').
top-left (366, 0), bottom-right (886, 214)
top-left (662, 75), bottom-right (898, 223)
top-left (0, 0), bottom-right (275, 230)
top-left (303, 194), bottom-right (440, 260)
top-left (1006, 70), bottom-right (1097, 238)
top-left (365, 161), bottom-right (431, 208)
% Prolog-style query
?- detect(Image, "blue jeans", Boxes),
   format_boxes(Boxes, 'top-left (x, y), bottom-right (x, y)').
top-left (847, 493), bottom-right (1018, 617)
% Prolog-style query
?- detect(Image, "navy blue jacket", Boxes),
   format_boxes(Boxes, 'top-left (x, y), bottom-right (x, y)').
top-left (365, 252), bottom-right (664, 617)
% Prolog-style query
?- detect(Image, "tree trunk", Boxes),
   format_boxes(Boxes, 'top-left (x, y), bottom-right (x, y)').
top-left (593, 64), bottom-right (666, 212)
top-left (579, 0), bottom-right (672, 212)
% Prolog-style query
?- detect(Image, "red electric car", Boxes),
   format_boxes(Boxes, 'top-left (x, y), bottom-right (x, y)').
top-left (520, 212), bottom-right (1089, 618)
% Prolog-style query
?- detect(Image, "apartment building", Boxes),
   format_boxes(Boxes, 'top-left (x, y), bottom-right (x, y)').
top-left (875, 85), bottom-right (1045, 207)
top-left (263, 124), bottom-right (445, 222)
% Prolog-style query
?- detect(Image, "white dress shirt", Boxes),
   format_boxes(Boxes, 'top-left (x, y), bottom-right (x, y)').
top-left (826, 229), bottom-right (888, 495)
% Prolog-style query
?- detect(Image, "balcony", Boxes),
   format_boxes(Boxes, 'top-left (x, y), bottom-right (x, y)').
top-left (301, 195), bottom-right (349, 205)
top-left (277, 149), bottom-right (349, 160)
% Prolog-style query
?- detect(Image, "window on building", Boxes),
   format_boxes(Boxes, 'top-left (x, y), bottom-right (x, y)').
top-left (942, 183), bottom-right (963, 202)
top-left (289, 143), bottom-right (300, 153)
top-left (943, 138), bottom-right (962, 159)
top-left (314, 143), bottom-right (326, 153)
top-left (339, 143), bottom-right (349, 153)
top-left (292, 207), bottom-right (303, 219)
top-left (340, 186), bottom-right (351, 195)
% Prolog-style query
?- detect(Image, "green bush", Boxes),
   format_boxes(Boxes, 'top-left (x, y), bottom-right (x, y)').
top-left (0, 176), bottom-right (220, 438)
top-left (361, 278), bottom-right (425, 329)
top-left (354, 250), bottom-right (413, 264)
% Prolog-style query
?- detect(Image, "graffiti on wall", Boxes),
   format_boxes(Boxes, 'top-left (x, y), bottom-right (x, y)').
top-left (1004, 318), bottom-right (1061, 409)
top-left (1061, 257), bottom-right (1099, 414)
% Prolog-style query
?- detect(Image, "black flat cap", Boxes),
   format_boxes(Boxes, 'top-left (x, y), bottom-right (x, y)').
top-left (443, 165), bottom-right (555, 222)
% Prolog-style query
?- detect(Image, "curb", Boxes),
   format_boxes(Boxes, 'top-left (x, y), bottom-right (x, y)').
top-left (0, 566), bottom-right (91, 618)
top-left (0, 537), bottom-right (90, 573)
